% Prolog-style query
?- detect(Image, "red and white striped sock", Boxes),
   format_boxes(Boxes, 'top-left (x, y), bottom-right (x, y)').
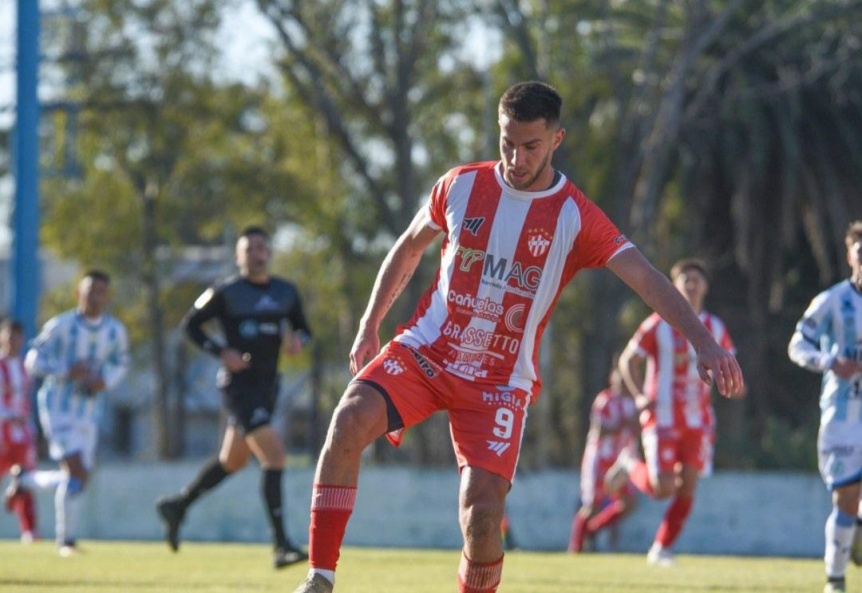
top-left (586, 498), bottom-right (626, 534)
top-left (457, 551), bottom-right (504, 593)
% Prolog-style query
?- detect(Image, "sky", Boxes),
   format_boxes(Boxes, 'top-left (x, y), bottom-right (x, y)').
top-left (0, 0), bottom-right (279, 254)
top-left (0, 1), bottom-right (500, 254)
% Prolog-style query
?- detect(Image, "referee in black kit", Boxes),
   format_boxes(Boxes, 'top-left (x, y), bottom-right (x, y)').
top-left (156, 225), bottom-right (312, 569)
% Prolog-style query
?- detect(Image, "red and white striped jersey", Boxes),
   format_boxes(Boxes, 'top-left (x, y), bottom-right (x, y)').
top-left (628, 311), bottom-right (735, 429)
top-left (583, 388), bottom-right (639, 463)
top-left (394, 161), bottom-right (632, 399)
top-left (0, 355), bottom-right (32, 444)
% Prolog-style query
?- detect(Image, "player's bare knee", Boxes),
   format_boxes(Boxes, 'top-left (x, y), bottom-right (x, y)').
top-left (329, 388), bottom-right (387, 446)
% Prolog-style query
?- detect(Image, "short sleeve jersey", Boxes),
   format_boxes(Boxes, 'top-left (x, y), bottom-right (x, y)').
top-left (25, 311), bottom-right (130, 423)
top-left (394, 161), bottom-right (632, 398)
top-left (584, 388), bottom-right (638, 463)
top-left (628, 311), bottom-right (735, 429)
top-left (788, 280), bottom-right (862, 425)
top-left (0, 355), bottom-right (31, 445)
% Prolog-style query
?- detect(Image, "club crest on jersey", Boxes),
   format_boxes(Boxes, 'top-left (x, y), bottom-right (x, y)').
top-left (383, 357), bottom-right (405, 375)
top-left (526, 229), bottom-right (553, 257)
top-left (462, 217), bottom-right (486, 236)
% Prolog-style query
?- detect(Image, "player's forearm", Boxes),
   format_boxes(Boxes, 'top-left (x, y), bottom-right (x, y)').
top-left (359, 239), bottom-right (424, 331)
top-left (788, 330), bottom-right (835, 373)
top-left (182, 310), bottom-right (224, 357)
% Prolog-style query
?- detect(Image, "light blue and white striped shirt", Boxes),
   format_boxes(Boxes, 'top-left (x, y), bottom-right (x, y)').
top-left (25, 310), bottom-right (130, 423)
top-left (789, 280), bottom-right (862, 425)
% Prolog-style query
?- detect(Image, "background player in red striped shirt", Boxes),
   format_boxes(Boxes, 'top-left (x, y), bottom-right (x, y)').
top-left (569, 362), bottom-right (640, 553)
top-left (607, 258), bottom-right (740, 566)
top-left (0, 319), bottom-right (38, 542)
top-left (291, 82), bottom-right (744, 593)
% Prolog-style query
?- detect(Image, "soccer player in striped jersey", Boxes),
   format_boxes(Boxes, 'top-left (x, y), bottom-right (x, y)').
top-left (19, 270), bottom-right (130, 556)
top-left (569, 364), bottom-right (640, 553)
top-left (607, 258), bottom-right (738, 567)
top-left (291, 81), bottom-right (744, 593)
top-left (0, 319), bottom-right (38, 542)
top-left (788, 221), bottom-right (862, 593)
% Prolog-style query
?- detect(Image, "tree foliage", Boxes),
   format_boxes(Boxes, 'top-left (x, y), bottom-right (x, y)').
top-left (30, 0), bottom-right (862, 468)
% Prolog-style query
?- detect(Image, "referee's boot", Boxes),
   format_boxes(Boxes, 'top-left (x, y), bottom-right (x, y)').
top-left (274, 543), bottom-right (309, 569)
top-left (155, 496), bottom-right (185, 552)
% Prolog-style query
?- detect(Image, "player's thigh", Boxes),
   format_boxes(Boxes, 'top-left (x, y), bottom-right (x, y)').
top-left (245, 424), bottom-right (285, 469)
top-left (350, 342), bottom-right (446, 445)
top-left (219, 425), bottom-right (252, 470)
top-left (818, 428), bottom-right (862, 492)
top-left (448, 386), bottom-right (530, 482)
top-left (834, 482), bottom-right (862, 515)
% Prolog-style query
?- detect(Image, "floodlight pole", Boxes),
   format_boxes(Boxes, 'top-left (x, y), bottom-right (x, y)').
top-left (12, 0), bottom-right (41, 339)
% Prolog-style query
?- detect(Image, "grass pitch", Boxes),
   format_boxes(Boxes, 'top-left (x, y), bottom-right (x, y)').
top-left (0, 540), bottom-right (827, 592)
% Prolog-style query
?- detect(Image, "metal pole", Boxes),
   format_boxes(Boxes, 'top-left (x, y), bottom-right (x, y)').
top-left (12, 0), bottom-right (41, 339)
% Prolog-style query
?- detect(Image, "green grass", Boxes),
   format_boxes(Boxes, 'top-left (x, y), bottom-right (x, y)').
top-left (0, 540), bottom-right (828, 592)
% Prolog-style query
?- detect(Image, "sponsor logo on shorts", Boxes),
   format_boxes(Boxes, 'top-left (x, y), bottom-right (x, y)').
top-left (487, 441), bottom-right (511, 456)
top-left (383, 357), bottom-right (405, 375)
top-left (408, 348), bottom-right (438, 378)
top-left (445, 361), bottom-right (488, 378)
top-left (482, 389), bottom-right (523, 411)
top-left (250, 407), bottom-right (270, 425)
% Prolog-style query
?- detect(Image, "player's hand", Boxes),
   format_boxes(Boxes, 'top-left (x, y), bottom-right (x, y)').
top-left (67, 361), bottom-right (90, 381)
top-left (349, 324), bottom-right (380, 375)
top-left (221, 348), bottom-right (251, 372)
top-left (633, 393), bottom-right (652, 412)
top-left (696, 342), bottom-right (745, 398)
top-left (82, 374), bottom-right (106, 395)
top-left (831, 357), bottom-right (862, 380)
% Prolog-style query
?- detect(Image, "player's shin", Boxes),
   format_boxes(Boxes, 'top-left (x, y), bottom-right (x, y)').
top-left (308, 483), bottom-right (357, 571)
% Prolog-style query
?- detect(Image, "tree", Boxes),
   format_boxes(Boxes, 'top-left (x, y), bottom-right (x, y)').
top-left (254, 0), bottom-right (492, 462)
top-left (486, 0), bottom-right (862, 467)
top-left (39, 0), bottom-right (316, 458)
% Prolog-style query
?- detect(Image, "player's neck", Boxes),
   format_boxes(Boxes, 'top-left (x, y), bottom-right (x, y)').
top-left (244, 272), bottom-right (270, 284)
top-left (77, 308), bottom-right (103, 321)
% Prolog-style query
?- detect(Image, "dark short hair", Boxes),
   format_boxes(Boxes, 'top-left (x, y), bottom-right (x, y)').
top-left (846, 221), bottom-right (862, 248)
top-left (670, 258), bottom-right (709, 282)
top-left (82, 269), bottom-right (111, 285)
top-left (0, 318), bottom-right (23, 333)
top-left (239, 225), bottom-right (270, 242)
top-left (498, 81), bottom-right (562, 127)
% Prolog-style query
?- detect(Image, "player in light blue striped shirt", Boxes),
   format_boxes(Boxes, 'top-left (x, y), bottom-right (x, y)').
top-left (20, 269), bottom-right (130, 556)
top-left (789, 221), bottom-right (862, 593)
